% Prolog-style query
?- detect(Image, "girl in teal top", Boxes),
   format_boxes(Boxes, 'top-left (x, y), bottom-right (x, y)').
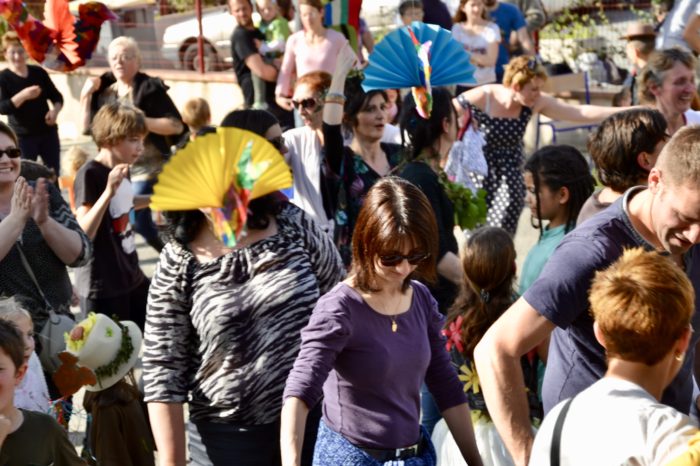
top-left (519, 145), bottom-right (595, 294)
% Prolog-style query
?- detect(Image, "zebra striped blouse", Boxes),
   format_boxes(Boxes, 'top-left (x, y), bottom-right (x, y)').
top-left (143, 204), bottom-right (344, 424)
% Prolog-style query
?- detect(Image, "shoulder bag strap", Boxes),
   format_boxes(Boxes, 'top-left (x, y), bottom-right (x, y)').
top-left (550, 396), bottom-right (574, 466)
top-left (15, 242), bottom-right (52, 310)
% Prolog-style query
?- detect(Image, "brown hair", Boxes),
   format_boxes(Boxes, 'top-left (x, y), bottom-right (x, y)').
top-left (446, 227), bottom-right (516, 358)
top-left (295, 71), bottom-right (331, 95)
top-left (0, 319), bottom-right (25, 374)
top-left (1, 31), bottom-right (22, 52)
top-left (638, 48), bottom-right (696, 105)
top-left (0, 120), bottom-right (18, 147)
top-left (298, 0), bottom-right (323, 10)
top-left (655, 125), bottom-right (700, 187)
top-left (453, 0), bottom-right (489, 24)
top-left (587, 108), bottom-right (668, 193)
top-left (503, 55), bottom-right (548, 89)
top-left (351, 176), bottom-right (438, 292)
top-left (181, 97), bottom-right (211, 130)
top-left (91, 101), bottom-right (147, 148)
top-left (628, 37), bottom-right (655, 58)
top-left (590, 248), bottom-right (693, 365)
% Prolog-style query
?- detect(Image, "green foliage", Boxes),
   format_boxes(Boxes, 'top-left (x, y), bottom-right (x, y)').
top-left (441, 176), bottom-right (488, 230)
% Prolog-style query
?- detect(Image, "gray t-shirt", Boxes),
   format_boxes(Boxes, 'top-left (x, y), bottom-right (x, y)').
top-left (524, 187), bottom-right (700, 414)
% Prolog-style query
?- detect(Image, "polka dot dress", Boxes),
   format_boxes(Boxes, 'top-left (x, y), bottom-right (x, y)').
top-left (469, 103), bottom-right (532, 235)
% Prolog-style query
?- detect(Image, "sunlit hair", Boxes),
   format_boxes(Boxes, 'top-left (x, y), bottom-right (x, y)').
top-left (0, 297), bottom-right (32, 325)
top-left (590, 248), bottom-right (693, 365)
top-left (588, 108), bottom-right (668, 193)
top-left (628, 37), bottom-right (655, 58)
top-left (295, 71), bottom-right (331, 96)
top-left (351, 176), bottom-right (438, 292)
top-left (182, 97), bottom-right (211, 130)
top-left (0, 319), bottom-right (24, 373)
top-left (524, 145), bottom-right (595, 235)
top-left (446, 227), bottom-right (516, 358)
top-left (91, 101), bottom-right (147, 148)
top-left (655, 125), bottom-right (700, 187)
top-left (108, 36), bottom-right (141, 65)
top-left (1, 31), bottom-right (22, 51)
top-left (638, 47), bottom-right (696, 105)
top-left (453, 0), bottom-right (489, 23)
top-left (298, 0), bottom-right (323, 10)
top-left (503, 55), bottom-right (548, 89)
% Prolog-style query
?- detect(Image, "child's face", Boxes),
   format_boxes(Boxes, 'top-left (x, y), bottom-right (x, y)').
top-left (257, 0), bottom-right (278, 22)
top-left (524, 171), bottom-right (565, 223)
top-left (12, 315), bottom-right (34, 362)
top-left (109, 135), bottom-right (145, 165)
top-left (0, 349), bottom-right (25, 412)
top-left (401, 6), bottom-right (424, 25)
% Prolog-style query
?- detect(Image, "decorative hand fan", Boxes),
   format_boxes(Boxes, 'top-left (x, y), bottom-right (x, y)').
top-left (362, 21), bottom-right (477, 118)
top-left (151, 127), bottom-right (292, 246)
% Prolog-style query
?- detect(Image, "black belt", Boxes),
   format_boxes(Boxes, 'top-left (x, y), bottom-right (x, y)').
top-left (359, 436), bottom-right (424, 462)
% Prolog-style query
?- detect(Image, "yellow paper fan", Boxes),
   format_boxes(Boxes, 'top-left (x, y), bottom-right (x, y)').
top-left (151, 127), bottom-right (292, 212)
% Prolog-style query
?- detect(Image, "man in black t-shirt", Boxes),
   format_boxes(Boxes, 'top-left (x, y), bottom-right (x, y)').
top-left (229, 0), bottom-right (293, 128)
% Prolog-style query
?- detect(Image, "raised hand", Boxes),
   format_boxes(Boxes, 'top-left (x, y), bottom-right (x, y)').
top-left (107, 164), bottom-right (129, 197)
top-left (80, 77), bottom-right (101, 100)
top-left (9, 176), bottom-right (33, 224)
top-left (30, 177), bottom-right (50, 226)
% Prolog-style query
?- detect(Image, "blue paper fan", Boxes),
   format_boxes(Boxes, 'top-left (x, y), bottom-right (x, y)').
top-left (363, 21), bottom-right (476, 91)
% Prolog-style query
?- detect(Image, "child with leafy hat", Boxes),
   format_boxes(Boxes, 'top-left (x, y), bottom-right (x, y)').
top-left (61, 313), bottom-right (154, 466)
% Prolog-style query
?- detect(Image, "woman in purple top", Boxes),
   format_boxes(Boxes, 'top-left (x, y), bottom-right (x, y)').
top-left (281, 177), bottom-right (483, 466)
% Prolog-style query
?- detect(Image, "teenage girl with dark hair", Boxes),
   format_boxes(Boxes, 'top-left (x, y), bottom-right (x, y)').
top-left (432, 226), bottom-right (542, 466)
top-left (322, 45), bottom-right (403, 265)
top-left (519, 145), bottom-right (595, 294)
top-left (143, 109), bottom-right (345, 466)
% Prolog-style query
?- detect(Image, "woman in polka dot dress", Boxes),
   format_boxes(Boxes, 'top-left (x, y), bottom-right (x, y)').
top-left (453, 56), bottom-right (628, 235)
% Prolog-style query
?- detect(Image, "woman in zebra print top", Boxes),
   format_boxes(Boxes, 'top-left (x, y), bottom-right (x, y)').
top-left (143, 110), bottom-right (345, 466)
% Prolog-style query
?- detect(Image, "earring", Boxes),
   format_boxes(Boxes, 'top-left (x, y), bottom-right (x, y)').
top-left (675, 352), bottom-right (685, 362)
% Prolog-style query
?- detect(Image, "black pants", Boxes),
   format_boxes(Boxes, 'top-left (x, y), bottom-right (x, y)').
top-left (84, 278), bottom-right (150, 331)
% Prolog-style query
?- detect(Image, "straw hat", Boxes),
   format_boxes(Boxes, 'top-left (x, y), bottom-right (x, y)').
top-left (620, 22), bottom-right (657, 40)
top-left (65, 313), bottom-right (142, 392)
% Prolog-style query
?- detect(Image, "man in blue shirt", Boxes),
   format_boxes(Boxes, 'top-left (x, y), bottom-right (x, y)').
top-left (474, 126), bottom-right (700, 466)
top-left (485, 0), bottom-right (534, 82)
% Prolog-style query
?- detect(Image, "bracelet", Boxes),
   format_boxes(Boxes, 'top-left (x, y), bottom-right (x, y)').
top-left (324, 92), bottom-right (346, 105)
top-left (456, 93), bottom-right (470, 110)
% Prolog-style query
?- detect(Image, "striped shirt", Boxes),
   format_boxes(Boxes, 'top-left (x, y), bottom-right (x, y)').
top-left (143, 204), bottom-right (344, 424)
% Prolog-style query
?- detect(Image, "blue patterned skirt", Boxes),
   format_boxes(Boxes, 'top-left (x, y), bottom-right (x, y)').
top-left (313, 420), bottom-right (437, 466)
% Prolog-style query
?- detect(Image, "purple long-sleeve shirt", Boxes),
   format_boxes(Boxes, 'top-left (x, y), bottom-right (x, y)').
top-left (284, 281), bottom-right (467, 449)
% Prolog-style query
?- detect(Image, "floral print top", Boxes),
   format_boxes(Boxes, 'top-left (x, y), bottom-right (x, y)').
top-left (323, 123), bottom-right (404, 266)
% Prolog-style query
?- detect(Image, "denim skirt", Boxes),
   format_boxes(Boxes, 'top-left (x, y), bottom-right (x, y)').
top-left (313, 420), bottom-right (437, 466)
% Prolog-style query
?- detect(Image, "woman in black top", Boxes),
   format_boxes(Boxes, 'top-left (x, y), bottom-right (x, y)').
top-left (399, 87), bottom-right (465, 436)
top-left (0, 32), bottom-right (63, 175)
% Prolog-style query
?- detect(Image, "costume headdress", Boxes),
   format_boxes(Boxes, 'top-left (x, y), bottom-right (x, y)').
top-left (362, 21), bottom-right (476, 118)
top-left (151, 127), bottom-right (292, 246)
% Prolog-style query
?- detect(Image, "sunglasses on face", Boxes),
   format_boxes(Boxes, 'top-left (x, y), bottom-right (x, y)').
top-left (379, 252), bottom-right (430, 267)
top-left (291, 98), bottom-right (318, 110)
top-left (0, 147), bottom-right (21, 159)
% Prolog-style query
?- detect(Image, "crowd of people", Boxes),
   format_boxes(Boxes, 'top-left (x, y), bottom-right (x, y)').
top-left (3, 0), bottom-right (700, 465)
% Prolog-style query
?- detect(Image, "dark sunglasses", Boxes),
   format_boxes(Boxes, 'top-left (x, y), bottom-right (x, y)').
top-left (527, 57), bottom-right (541, 71)
top-left (0, 147), bottom-right (21, 159)
top-left (268, 136), bottom-right (284, 152)
top-left (379, 252), bottom-right (430, 267)
top-left (291, 98), bottom-right (318, 110)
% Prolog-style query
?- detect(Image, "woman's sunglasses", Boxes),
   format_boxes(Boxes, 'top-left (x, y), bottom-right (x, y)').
top-left (291, 98), bottom-right (318, 111)
top-left (379, 252), bottom-right (430, 267)
top-left (0, 147), bottom-right (21, 159)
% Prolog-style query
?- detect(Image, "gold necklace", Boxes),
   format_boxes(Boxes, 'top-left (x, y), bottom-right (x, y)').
top-left (390, 314), bottom-right (398, 333)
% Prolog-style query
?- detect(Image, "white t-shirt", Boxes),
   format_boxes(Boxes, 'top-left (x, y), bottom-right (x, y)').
top-left (529, 377), bottom-right (698, 466)
top-left (282, 126), bottom-right (332, 233)
top-left (656, 0), bottom-right (700, 50)
top-left (685, 109), bottom-right (700, 126)
top-left (451, 22), bottom-right (501, 86)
